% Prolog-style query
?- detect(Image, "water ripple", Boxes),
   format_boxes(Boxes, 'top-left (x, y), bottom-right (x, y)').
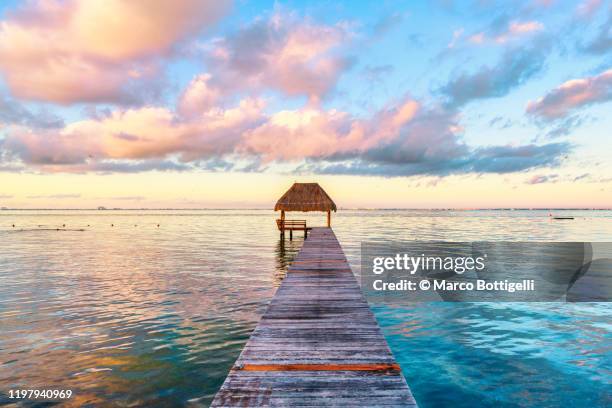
top-left (0, 209), bottom-right (610, 407)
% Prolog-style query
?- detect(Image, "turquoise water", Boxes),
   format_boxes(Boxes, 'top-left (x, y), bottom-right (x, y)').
top-left (374, 303), bottom-right (610, 407)
top-left (0, 210), bottom-right (610, 407)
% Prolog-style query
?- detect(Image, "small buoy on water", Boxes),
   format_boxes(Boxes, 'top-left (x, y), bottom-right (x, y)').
top-left (62, 224), bottom-right (66, 227)
top-left (12, 224), bottom-right (15, 228)
top-left (111, 223), bottom-right (114, 227)
top-left (157, 224), bottom-right (160, 227)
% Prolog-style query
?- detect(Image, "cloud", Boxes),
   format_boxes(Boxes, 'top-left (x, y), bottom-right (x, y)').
top-left (194, 157), bottom-right (234, 171)
top-left (394, 142), bottom-right (565, 176)
top-left (468, 144), bottom-right (568, 173)
top-left (178, 74), bottom-right (222, 117)
top-left (440, 44), bottom-right (547, 107)
top-left (109, 195), bottom-right (146, 201)
top-left (372, 12), bottom-right (405, 37)
top-left (578, 12), bottom-right (611, 55)
top-left (2, 97), bottom-right (265, 170)
top-left (0, 90), bottom-right (571, 177)
top-left (526, 174), bottom-right (558, 184)
top-left (507, 21), bottom-right (544, 34)
top-left (240, 99), bottom-right (438, 163)
top-left (0, 95), bottom-right (64, 128)
top-left (86, 160), bottom-right (191, 174)
top-left (573, 173), bottom-right (591, 182)
top-left (240, 98), bottom-right (570, 177)
top-left (542, 115), bottom-right (588, 138)
top-left (27, 194), bottom-right (81, 199)
top-left (447, 28), bottom-right (464, 48)
top-left (0, 194), bottom-right (13, 199)
top-left (299, 141), bottom-right (570, 177)
top-left (488, 116), bottom-right (514, 129)
top-left (533, 0), bottom-right (555, 7)
top-left (527, 69), bottom-right (612, 119)
top-left (361, 65), bottom-right (394, 83)
top-left (469, 20), bottom-right (544, 44)
top-left (575, 0), bottom-right (604, 19)
top-left (3, 126), bottom-right (96, 165)
top-left (0, 164), bottom-right (23, 172)
top-left (0, 0), bottom-right (230, 104)
top-left (240, 108), bottom-right (366, 161)
top-left (446, 16), bottom-right (544, 50)
top-left (205, 11), bottom-right (354, 103)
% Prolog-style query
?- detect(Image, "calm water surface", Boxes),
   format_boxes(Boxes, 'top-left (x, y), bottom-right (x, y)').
top-left (0, 210), bottom-right (610, 407)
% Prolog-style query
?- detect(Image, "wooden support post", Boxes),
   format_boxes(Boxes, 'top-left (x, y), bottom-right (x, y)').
top-left (280, 210), bottom-right (286, 240)
top-left (304, 229), bottom-right (308, 239)
top-left (327, 210), bottom-right (331, 227)
top-left (289, 229), bottom-right (293, 240)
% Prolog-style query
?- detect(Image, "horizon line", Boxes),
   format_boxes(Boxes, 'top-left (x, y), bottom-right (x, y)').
top-left (1, 207), bottom-right (611, 211)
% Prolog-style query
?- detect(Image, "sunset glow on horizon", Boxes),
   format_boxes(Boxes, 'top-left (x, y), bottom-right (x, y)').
top-left (0, 0), bottom-right (610, 209)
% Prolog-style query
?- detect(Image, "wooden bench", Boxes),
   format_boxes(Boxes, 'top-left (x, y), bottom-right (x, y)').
top-left (276, 219), bottom-right (312, 239)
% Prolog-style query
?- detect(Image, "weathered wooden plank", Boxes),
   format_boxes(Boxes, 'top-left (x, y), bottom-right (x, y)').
top-left (211, 227), bottom-right (416, 407)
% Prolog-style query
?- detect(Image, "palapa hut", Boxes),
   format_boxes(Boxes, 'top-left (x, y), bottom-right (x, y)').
top-left (274, 183), bottom-right (337, 238)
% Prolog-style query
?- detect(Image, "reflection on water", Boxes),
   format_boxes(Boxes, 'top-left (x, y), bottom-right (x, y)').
top-left (274, 238), bottom-right (301, 283)
top-left (0, 210), bottom-right (299, 407)
top-left (0, 209), bottom-right (611, 407)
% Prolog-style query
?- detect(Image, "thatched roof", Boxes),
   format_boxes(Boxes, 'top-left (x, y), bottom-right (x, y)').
top-left (275, 183), bottom-right (337, 212)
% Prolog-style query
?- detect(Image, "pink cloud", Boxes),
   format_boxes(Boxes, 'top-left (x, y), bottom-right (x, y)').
top-left (533, 0), bottom-right (556, 7)
top-left (468, 33), bottom-right (485, 44)
top-left (526, 174), bottom-right (558, 184)
top-left (527, 69), bottom-right (612, 119)
top-left (178, 74), bottom-right (222, 117)
top-left (2, 94), bottom-right (439, 172)
top-left (206, 11), bottom-right (353, 103)
top-left (0, 0), bottom-right (229, 103)
top-left (468, 20), bottom-right (543, 45)
top-left (1, 88), bottom-right (568, 177)
top-left (447, 28), bottom-right (464, 48)
top-left (240, 99), bottom-right (421, 161)
top-left (3, 98), bottom-right (264, 170)
top-left (240, 109), bottom-right (364, 161)
top-left (508, 21), bottom-right (544, 35)
top-left (576, 0), bottom-right (603, 18)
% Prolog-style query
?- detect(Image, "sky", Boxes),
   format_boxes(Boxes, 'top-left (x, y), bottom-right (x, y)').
top-left (0, 0), bottom-right (610, 209)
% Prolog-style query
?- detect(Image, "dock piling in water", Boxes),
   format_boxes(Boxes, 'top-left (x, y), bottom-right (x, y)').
top-left (212, 227), bottom-right (416, 407)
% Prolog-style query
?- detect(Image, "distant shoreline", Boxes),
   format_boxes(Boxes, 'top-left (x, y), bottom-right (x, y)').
top-left (1, 208), bottom-right (611, 211)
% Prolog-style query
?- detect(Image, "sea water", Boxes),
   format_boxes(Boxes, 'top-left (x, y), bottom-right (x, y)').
top-left (0, 210), bottom-right (610, 407)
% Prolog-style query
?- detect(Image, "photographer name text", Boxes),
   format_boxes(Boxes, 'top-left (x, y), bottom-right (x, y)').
top-left (372, 279), bottom-right (535, 293)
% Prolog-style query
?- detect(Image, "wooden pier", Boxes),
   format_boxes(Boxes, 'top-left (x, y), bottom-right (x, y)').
top-left (212, 227), bottom-right (416, 407)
